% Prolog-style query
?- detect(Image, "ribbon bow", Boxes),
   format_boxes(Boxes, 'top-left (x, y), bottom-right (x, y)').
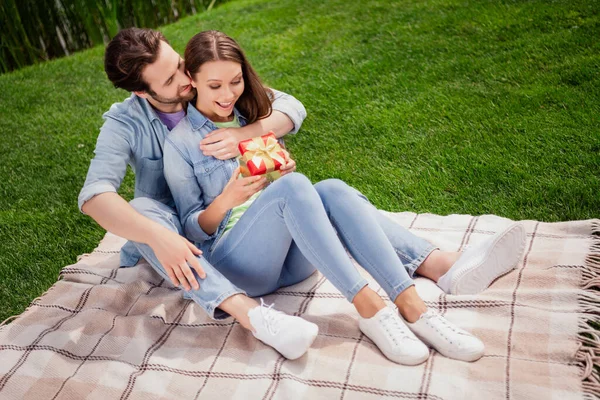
top-left (241, 135), bottom-right (286, 173)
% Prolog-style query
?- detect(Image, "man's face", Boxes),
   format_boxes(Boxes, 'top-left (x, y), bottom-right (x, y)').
top-left (137, 41), bottom-right (195, 106)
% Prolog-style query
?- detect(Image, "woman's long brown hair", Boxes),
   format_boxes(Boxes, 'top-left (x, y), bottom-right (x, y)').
top-left (184, 30), bottom-right (273, 124)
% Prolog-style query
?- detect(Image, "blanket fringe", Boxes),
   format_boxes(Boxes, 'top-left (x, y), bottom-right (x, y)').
top-left (578, 221), bottom-right (600, 400)
top-left (0, 276), bottom-right (62, 331)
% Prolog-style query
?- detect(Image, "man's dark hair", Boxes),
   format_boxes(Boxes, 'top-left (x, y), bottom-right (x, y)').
top-left (104, 28), bottom-right (168, 92)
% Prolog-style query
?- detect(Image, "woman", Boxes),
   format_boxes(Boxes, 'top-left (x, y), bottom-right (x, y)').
top-left (163, 30), bottom-right (526, 365)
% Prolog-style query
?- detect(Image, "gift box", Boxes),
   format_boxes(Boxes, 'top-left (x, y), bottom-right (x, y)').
top-left (238, 132), bottom-right (287, 182)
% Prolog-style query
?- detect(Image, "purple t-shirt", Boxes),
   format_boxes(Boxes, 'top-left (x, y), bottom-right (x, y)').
top-left (155, 108), bottom-right (186, 131)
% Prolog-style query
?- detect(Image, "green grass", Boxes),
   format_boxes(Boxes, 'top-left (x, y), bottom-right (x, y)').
top-left (0, 0), bottom-right (599, 323)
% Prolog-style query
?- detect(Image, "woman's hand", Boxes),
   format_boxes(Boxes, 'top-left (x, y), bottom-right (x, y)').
top-left (216, 167), bottom-right (268, 210)
top-left (199, 128), bottom-right (241, 160)
top-left (279, 150), bottom-right (296, 176)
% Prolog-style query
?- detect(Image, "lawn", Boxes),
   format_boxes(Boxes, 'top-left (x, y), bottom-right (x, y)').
top-left (0, 0), bottom-right (598, 323)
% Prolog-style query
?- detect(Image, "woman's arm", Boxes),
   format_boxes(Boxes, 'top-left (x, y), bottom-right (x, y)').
top-left (163, 139), bottom-right (219, 243)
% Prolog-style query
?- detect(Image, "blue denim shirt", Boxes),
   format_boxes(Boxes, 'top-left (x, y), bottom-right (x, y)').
top-left (78, 89), bottom-right (306, 266)
top-left (164, 103), bottom-right (285, 255)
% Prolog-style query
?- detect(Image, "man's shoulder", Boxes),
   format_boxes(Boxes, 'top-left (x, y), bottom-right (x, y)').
top-left (102, 94), bottom-right (148, 123)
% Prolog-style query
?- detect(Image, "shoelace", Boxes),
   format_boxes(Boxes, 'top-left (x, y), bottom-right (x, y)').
top-left (259, 298), bottom-right (283, 336)
top-left (380, 312), bottom-right (414, 344)
top-left (422, 311), bottom-right (462, 343)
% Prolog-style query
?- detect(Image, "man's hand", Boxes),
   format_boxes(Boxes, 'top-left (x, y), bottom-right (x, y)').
top-left (148, 227), bottom-right (206, 291)
top-left (199, 128), bottom-right (241, 160)
top-left (279, 150), bottom-right (296, 176)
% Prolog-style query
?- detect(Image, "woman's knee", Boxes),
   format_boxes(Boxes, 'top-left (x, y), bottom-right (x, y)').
top-left (275, 172), bottom-right (314, 196)
top-left (314, 179), bottom-right (352, 199)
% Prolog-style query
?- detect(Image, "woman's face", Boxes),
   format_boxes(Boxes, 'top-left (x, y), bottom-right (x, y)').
top-left (190, 60), bottom-right (244, 122)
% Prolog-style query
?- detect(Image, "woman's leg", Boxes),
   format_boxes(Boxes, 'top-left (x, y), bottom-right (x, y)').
top-left (313, 180), bottom-right (485, 362)
top-left (208, 173), bottom-right (430, 365)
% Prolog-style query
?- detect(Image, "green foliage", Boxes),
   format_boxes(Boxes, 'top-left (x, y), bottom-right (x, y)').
top-left (0, 0), bottom-right (599, 326)
top-left (0, 0), bottom-right (223, 74)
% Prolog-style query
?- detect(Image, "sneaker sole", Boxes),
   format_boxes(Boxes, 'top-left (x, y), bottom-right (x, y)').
top-left (440, 345), bottom-right (485, 362)
top-left (452, 223), bottom-right (527, 295)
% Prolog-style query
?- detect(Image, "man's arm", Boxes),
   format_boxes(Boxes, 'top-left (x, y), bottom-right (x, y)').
top-left (82, 192), bottom-right (167, 245)
top-left (237, 88), bottom-right (308, 139)
top-left (199, 88), bottom-right (307, 160)
top-left (79, 117), bottom-right (205, 290)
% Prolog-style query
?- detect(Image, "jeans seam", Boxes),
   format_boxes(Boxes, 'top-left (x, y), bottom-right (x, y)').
top-left (285, 199), bottom-right (356, 299)
top-left (210, 198), bottom-right (284, 266)
top-left (347, 280), bottom-right (369, 302)
top-left (388, 278), bottom-right (415, 301)
top-left (405, 245), bottom-right (438, 278)
top-left (189, 288), bottom-right (246, 319)
top-left (331, 214), bottom-right (400, 297)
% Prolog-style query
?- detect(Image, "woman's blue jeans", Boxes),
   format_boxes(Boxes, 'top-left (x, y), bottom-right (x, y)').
top-left (208, 174), bottom-right (436, 303)
top-left (129, 174), bottom-right (436, 319)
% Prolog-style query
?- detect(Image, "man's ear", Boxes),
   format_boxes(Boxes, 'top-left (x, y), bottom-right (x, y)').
top-left (134, 91), bottom-right (149, 99)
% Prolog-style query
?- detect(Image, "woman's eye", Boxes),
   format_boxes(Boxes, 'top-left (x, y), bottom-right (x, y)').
top-left (209, 85), bottom-right (220, 90)
top-left (232, 80), bottom-right (241, 85)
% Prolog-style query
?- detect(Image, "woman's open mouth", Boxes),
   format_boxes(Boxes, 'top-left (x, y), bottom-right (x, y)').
top-left (216, 101), bottom-right (234, 110)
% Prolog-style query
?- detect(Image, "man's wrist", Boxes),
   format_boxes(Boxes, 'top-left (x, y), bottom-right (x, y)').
top-left (145, 222), bottom-right (167, 247)
top-left (236, 123), bottom-right (262, 141)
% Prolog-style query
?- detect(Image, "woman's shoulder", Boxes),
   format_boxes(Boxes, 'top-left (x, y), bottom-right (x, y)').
top-left (165, 118), bottom-right (195, 157)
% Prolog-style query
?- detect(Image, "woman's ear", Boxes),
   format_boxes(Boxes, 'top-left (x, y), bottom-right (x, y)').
top-left (186, 70), bottom-right (197, 88)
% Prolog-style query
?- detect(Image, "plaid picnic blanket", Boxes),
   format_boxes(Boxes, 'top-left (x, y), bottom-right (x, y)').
top-left (1, 213), bottom-right (599, 400)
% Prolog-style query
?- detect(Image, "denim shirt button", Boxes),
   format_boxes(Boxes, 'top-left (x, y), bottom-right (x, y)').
top-left (205, 168), bottom-right (209, 172)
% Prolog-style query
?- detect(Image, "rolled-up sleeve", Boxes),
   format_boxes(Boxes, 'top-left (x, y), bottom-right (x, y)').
top-left (270, 88), bottom-right (307, 134)
top-left (163, 138), bottom-right (217, 244)
top-left (78, 118), bottom-right (133, 213)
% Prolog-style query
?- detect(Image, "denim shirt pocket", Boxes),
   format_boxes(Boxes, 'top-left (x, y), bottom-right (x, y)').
top-left (137, 157), bottom-right (169, 197)
top-left (193, 158), bottom-right (227, 202)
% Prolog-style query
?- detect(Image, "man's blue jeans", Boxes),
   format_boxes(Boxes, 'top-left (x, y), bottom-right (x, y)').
top-left (128, 197), bottom-right (245, 319)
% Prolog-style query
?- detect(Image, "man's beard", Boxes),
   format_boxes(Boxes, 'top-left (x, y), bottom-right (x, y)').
top-left (147, 86), bottom-right (196, 105)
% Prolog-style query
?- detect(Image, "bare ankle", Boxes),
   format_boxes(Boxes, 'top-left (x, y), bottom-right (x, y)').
top-left (219, 294), bottom-right (259, 331)
top-left (353, 286), bottom-right (386, 319)
top-left (416, 250), bottom-right (460, 282)
top-left (394, 286), bottom-right (427, 323)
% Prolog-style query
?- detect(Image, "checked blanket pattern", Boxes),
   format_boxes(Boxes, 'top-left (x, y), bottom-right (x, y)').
top-left (1, 213), bottom-right (599, 399)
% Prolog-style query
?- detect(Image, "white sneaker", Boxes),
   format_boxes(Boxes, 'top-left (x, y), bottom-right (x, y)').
top-left (358, 307), bottom-right (429, 365)
top-left (248, 299), bottom-right (318, 360)
top-left (440, 222), bottom-right (527, 295)
top-left (406, 310), bottom-right (484, 362)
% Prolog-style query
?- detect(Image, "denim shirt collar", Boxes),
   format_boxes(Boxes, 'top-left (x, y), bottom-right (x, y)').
top-left (186, 101), bottom-right (247, 136)
top-left (134, 94), bottom-right (162, 124)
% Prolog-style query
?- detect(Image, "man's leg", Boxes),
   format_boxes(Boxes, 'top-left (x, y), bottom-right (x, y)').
top-left (128, 197), bottom-right (317, 359)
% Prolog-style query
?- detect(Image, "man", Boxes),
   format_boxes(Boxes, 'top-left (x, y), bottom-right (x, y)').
top-left (78, 28), bottom-right (319, 360)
